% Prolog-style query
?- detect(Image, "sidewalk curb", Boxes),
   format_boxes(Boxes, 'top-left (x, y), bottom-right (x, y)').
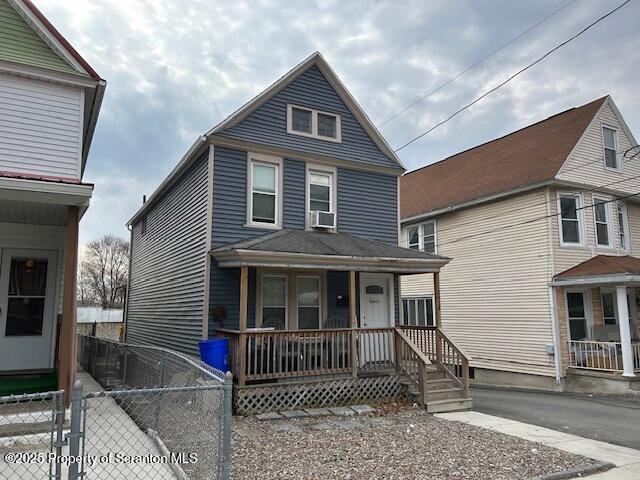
top-left (534, 462), bottom-right (616, 480)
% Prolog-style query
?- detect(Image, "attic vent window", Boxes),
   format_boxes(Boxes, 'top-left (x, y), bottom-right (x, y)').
top-left (287, 104), bottom-right (341, 143)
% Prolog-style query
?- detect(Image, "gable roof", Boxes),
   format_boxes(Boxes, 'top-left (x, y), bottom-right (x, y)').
top-left (1, 0), bottom-right (100, 80)
top-left (1, 0), bottom-right (106, 175)
top-left (401, 96), bottom-right (608, 220)
top-left (128, 52), bottom-right (402, 225)
top-left (207, 51), bottom-right (404, 171)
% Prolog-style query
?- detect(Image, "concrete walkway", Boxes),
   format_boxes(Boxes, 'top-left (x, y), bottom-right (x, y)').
top-left (436, 411), bottom-right (640, 479)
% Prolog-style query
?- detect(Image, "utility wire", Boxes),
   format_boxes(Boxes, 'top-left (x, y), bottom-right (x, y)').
top-left (406, 146), bottom-right (639, 237)
top-left (394, 0), bottom-right (631, 152)
top-left (436, 189), bottom-right (640, 249)
top-left (378, 0), bottom-right (578, 128)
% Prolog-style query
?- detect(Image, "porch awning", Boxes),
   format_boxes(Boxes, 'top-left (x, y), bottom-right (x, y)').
top-left (551, 255), bottom-right (640, 286)
top-left (211, 229), bottom-right (450, 273)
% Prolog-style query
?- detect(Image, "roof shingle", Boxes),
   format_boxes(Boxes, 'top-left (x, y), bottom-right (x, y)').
top-left (401, 96), bottom-right (607, 219)
top-left (554, 255), bottom-right (640, 279)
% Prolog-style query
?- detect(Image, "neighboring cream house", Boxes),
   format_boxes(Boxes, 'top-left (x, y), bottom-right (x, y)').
top-left (400, 96), bottom-right (640, 393)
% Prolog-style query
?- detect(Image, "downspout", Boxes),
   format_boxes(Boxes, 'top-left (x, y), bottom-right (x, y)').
top-left (545, 187), bottom-right (561, 384)
top-left (548, 285), bottom-right (562, 384)
top-left (122, 223), bottom-right (133, 342)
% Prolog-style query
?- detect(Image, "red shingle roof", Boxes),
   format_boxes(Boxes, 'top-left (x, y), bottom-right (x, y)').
top-left (555, 255), bottom-right (640, 279)
top-left (401, 96), bottom-right (607, 219)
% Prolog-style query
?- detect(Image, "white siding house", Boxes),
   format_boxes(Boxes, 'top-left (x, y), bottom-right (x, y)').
top-left (401, 96), bottom-right (640, 393)
top-left (0, 0), bottom-right (104, 397)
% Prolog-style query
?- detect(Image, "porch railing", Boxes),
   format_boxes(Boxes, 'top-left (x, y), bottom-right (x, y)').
top-left (216, 325), bottom-right (471, 401)
top-left (569, 340), bottom-right (621, 371)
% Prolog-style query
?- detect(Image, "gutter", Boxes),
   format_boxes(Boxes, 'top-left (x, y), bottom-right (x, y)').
top-left (401, 177), bottom-right (640, 226)
top-left (81, 79), bottom-right (107, 176)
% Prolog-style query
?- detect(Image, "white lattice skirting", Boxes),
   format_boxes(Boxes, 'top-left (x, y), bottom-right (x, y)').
top-left (234, 375), bottom-right (404, 415)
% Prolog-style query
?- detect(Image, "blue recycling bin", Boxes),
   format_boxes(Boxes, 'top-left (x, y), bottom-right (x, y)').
top-left (198, 338), bottom-right (229, 372)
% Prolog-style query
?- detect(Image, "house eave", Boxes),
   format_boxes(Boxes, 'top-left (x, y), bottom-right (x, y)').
top-left (550, 273), bottom-right (640, 287)
top-left (401, 179), bottom-right (555, 224)
top-left (212, 249), bottom-right (449, 273)
top-left (126, 136), bottom-right (208, 226)
top-left (209, 135), bottom-right (404, 176)
top-left (0, 176), bottom-right (93, 208)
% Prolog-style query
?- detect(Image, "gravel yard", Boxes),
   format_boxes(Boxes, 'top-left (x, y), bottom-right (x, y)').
top-left (231, 403), bottom-right (602, 480)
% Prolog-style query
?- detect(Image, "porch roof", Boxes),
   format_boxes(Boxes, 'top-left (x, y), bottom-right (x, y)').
top-left (552, 255), bottom-right (640, 286)
top-left (212, 229), bottom-right (450, 273)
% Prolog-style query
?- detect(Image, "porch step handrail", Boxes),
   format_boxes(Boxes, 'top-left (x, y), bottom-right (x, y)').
top-left (393, 328), bottom-right (432, 406)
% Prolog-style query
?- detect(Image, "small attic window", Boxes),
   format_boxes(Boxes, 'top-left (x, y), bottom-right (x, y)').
top-left (287, 104), bottom-right (341, 143)
top-left (140, 216), bottom-right (147, 235)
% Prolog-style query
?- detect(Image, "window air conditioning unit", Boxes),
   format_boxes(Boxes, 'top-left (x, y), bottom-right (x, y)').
top-left (311, 211), bottom-right (336, 229)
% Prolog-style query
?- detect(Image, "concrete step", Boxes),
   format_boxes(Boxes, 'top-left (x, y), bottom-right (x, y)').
top-left (426, 398), bottom-right (473, 414)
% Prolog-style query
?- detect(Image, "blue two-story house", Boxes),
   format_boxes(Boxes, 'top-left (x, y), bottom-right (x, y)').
top-left (124, 52), bottom-right (472, 414)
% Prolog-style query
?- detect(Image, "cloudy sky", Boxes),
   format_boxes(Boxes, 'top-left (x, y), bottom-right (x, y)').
top-left (36, 0), bottom-right (640, 246)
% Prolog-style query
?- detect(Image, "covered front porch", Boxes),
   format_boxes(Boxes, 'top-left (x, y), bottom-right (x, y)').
top-left (552, 256), bottom-right (640, 382)
top-left (210, 229), bottom-right (472, 413)
top-left (0, 175), bottom-right (91, 399)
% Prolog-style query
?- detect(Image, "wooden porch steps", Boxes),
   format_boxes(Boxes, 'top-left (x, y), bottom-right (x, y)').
top-left (400, 364), bottom-right (472, 413)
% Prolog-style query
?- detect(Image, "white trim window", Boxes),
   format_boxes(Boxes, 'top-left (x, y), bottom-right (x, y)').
top-left (247, 153), bottom-right (282, 228)
top-left (297, 275), bottom-right (321, 330)
top-left (261, 274), bottom-right (288, 329)
top-left (601, 290), bottom-right (618, 326)
top-left (602, 126), bottom-right (620, 171)
top-left (617, 202), bottom-right (629, 250)
top-left (306, 165), bottom-right (336, 228)
top-left (566, 290), bottom-right (589, 340)
top-left (405, 221), bottom-right (436, 253)
top-left (287, 104), bottom-right (341, 142)
top-left (401, 297), bottom-right (434, 326)
top-left (558, 193), bottom-right (583, 246)
top-left (593, 196), bottom-right (612, 247)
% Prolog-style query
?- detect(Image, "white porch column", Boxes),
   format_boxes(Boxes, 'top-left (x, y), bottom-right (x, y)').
top-left (616, 285), bottom-right (636, 377)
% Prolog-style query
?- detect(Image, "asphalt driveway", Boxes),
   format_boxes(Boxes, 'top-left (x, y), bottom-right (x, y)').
top-left (471, 386), bottom-right (640, 450)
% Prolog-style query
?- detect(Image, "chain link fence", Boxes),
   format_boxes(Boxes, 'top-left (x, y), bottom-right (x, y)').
top-left (76, 334), bottom-right (232, 480)
top-left (0, 390), bottom-right (65, 480)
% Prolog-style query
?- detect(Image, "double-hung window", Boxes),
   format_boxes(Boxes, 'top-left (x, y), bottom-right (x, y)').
top-left (603, 126), bottom-right (620, 171)
top-left (405, 221), bottom-right (436, 253)
top-left (248, 154), bottom-right (282, 228)
top-left (558, 193), bottom-right (583, 246)
top-left (617, 202), bottom-right (629, 250)
top-left (287, 104), bottom-right (341, 142)
top-left (601, 290), bottom-right (617, 326)
top-left (401, 297), bottom-right (434, 326)
top-left (261, 275), bottom-right (287, 329)
top-left (309, 171), bottom-right (332, 213)
top-left (593, 197), bottom-right (612, 247)
top-left (297, 276), bottom-right (321, 330)
top-left (566, 291), bottom-right (588, 340)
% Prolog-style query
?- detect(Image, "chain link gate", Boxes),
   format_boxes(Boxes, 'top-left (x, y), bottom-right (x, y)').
top-left (0, 390), bottom-right (65, 479)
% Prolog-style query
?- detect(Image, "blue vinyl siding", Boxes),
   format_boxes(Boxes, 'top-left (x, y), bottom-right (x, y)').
top-left (337, 167), bottom-right (398, 245)
top-left (209, 264), bottom-right (256, 332)
top-left (217, 66), bottom-right (399, 170)
top-left (212, 147), bottom-right (307, 247)
top-left (125, 151), bottom-right (209, 355)
top-left (283, 158), bottom-right (306, 229)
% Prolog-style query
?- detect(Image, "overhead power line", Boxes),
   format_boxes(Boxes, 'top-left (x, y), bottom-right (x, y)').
top-left (394, 0), bottom-right (632, 153)
top-left (378, 0), bottom-right (578, 128)
top-left (426, 146), bottom-right (640, 237)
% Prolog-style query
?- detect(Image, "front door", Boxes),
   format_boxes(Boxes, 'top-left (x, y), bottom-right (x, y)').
top-left (0, 249), bottom-right (57, 372)
top-left (359, 273), bottom-right (394, 367)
